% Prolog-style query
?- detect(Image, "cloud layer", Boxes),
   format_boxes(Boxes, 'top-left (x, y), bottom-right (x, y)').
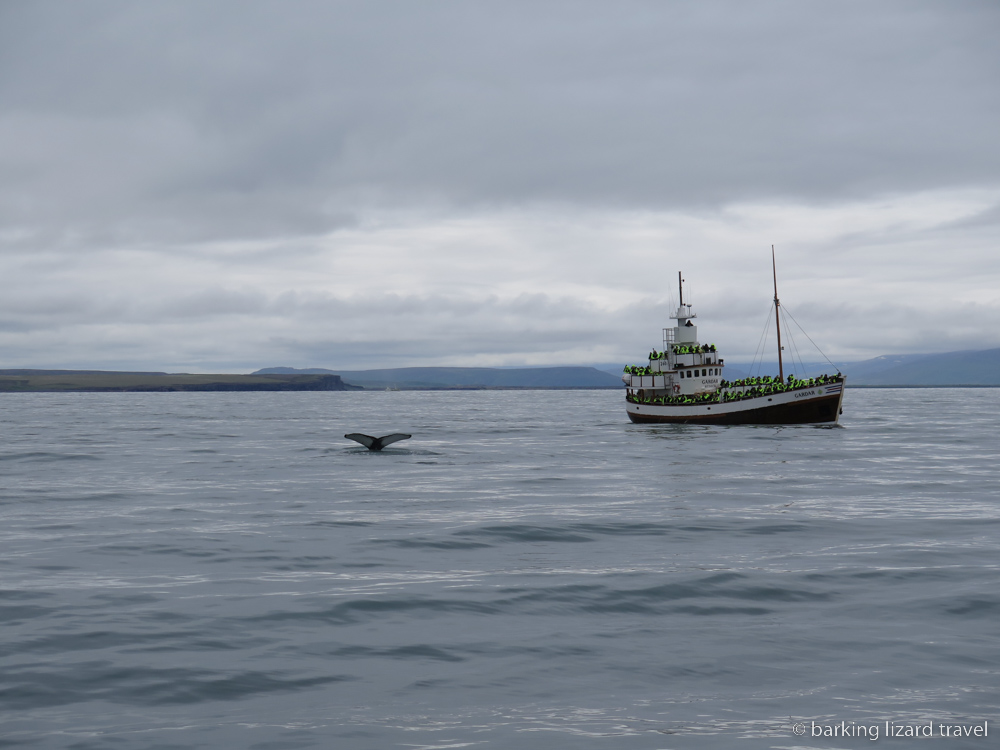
top-left (1, 1), bottom-right (998, 370)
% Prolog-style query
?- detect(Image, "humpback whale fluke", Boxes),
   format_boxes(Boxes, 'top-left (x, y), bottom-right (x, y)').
top-left (344, 433), bottom-right (412, 451)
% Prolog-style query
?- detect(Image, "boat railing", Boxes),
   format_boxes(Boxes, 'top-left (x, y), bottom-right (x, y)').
top-left (662, 328), bottom-right (675, 349)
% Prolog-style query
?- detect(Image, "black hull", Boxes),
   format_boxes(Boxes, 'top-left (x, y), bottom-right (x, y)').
top-left (627, 392), bottom-right (842, 425)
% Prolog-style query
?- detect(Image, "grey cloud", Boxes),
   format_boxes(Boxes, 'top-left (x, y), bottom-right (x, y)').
top-left (5, 275), bottom-right (984, 372)
top-left (2, 1), bottom-right (999, 243)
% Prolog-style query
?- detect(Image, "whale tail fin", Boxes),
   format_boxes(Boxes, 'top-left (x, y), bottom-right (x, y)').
top-left (374, 433), bottom-right (412, 449)
top-left (344, 433), bottom-right (412, 451)
top-left (344, 433), bottom-right (377, 449)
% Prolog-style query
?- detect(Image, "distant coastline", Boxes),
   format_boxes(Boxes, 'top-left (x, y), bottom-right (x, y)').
top-left (0, 367), bottom-right (623, 392)
top-left (0, 371), bottom-right (361, 393)
top-left (3, 346), bottom-right (999, 392)
top-left (253, 366), bottom-right (623, 390)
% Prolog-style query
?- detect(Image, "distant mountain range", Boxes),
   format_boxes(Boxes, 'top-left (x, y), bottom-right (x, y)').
top-left (841, 348), bottom-right (1000, 386)
top-left (2, 349), bottom-right (995, 392)
top-left (682, 348), bottom-right (1000, 386)
top-left (258, 348), bottom-right (1000, 388)
top-left (253, 366), bottom-right (623, 389)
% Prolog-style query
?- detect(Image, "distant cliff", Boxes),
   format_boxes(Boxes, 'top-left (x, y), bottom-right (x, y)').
top-left (0, 371), bottom-right (363, 392)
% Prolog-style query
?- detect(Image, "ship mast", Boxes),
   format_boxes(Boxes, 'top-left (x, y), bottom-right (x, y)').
top-left (678, 271), bottom-right (684, 307)
top-left (772, 245), bottom-right (784, 381)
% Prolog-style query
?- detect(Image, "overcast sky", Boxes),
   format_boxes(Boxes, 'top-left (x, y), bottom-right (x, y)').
top-left (2, 0), bottom-right (999, 372)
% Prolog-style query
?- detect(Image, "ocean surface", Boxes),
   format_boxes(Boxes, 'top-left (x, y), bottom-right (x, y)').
top-left (1, 388), bottom-right (997, 749)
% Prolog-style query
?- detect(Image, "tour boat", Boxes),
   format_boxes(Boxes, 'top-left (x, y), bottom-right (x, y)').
top-left (624, 253), bottom-right (845, 425)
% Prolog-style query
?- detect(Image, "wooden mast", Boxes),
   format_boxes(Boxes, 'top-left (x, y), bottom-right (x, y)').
top-left (772, 245), bottom-right (784, 381)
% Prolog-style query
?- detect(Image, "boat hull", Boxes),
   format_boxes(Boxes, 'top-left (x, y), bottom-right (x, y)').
top-left (626, 382), bottom-right (845, 425)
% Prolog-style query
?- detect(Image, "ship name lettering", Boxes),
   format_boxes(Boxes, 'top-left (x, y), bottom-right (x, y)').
top-left (794, 390), bottom-right (816, 398)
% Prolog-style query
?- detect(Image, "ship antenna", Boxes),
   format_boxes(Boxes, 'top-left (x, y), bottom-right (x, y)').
top-left (678, 271), bottom-right (684, 307)
top-left (772, 245), bottom-right (784, 381)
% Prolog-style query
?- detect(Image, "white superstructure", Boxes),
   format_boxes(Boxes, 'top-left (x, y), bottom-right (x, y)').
top-left (622, 298), bottom-right (725, 401)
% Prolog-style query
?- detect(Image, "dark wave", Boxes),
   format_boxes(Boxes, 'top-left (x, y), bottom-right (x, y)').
top-left (251, 598), bottom-right (502, 626)
top-left (0, 663), bottom-right (354, 709)
top-left (0, 452), bottom-right (101, 462)
top-left (453, 525), bottom-right (595, 543)
top-left (372, 538), bottom-right (493, 549)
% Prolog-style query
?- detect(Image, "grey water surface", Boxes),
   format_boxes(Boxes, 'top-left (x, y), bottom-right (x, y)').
top-left (1, 389), bottom-right (997, 749)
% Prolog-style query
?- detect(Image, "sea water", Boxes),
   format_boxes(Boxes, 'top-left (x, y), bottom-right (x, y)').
top-left (0, 388), bottom-right (997, 749)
